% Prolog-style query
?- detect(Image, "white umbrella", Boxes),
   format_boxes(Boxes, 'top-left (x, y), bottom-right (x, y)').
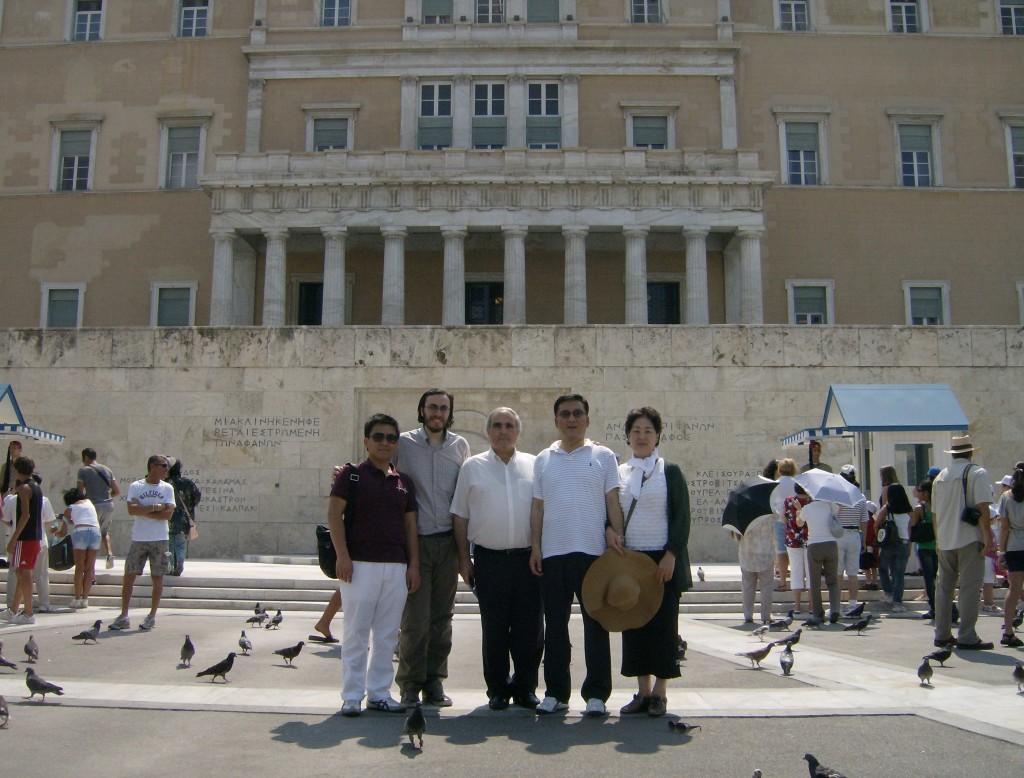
top-left (793, 468), bottom-right (862, 507)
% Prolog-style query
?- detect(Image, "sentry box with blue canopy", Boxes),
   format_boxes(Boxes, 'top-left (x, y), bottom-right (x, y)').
top-left (0, 384), bottom-right (64, 445)
top-left (781, 384), bottom-right (968, 500)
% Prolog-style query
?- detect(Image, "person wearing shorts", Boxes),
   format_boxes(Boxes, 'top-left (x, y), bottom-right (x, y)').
top-left (63, 487), bottom-right (101, 608)
top-left (77, 448), bottom-right (120, 570)
top-left (109, 455), bottom-right (175, 632)
top-left (1, 456), bottom-right (44, 625)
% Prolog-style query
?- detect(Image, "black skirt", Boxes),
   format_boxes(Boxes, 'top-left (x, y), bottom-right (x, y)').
top-left (620, 549), bottom-right (681, 680)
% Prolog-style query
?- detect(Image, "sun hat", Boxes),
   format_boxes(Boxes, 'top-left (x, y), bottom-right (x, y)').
top-left (581, 548), bottom-right (661, 632)
top-left (840, 464), bottom-right (856, 476)
top-left (943, 435), bottom-right (981, 454)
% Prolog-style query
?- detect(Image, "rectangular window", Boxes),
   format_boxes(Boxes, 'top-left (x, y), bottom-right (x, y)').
top-left (73, 0), bottom-right (103, 41)
top-left (908, 285), bottom-right (944, 325)
top-left (59, 129), bottom-right (92, 191)
top-left (647, 282), bottom-right (680, 324)
top-left (890, 1), bottom-right (919, 33)
top-left (165, 126), bottom-right (201, 189)
top-left (1012, 126), bottom-right (1024, 188)
top-left (313, 118), bottom-right (348, 151)
top-left (473, 83), bottom-right (507, 149)
top-left (180, 0), bottom-right (209, 37)
top-left (527, 0), bottom-right (559, 23)
top-left (423, 0), bottom-right (452, 23)
top-left (899, 124), bottom-right (933, 187)
top-left (785, 122), bottom-right (819, 185)
top-left (1002, 1), bottom-right (1024, 34)
top-left (632, 116), bottom-right (668, 149)
top-left (779, 1), bottom-right (809, 31)
top-left (321, 0), bottom-right (351, 27)
top-left (793, 285), bottom-right (827, 324)
top-left (155, 286), bottom-right (194, 327)
top-left (527, 82), bottom-right (561, 149)
top-left (43, 286), bottom-right (83, 328)
top-left (466, 282), bottom-right (504, 324)
top-left (894, 443), bottom-right (933, 488)
top-left (477, 0), bottom-right (504, 24)
top-left (418, 83), bottom-right (453, 149)
top-left (632, 1), bottom-right (662, 23)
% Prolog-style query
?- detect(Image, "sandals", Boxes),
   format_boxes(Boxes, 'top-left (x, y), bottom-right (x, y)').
top-left (308, 634), bottom-right (340, 644)
top-left (1001, 633), bottom-right (1024, 648)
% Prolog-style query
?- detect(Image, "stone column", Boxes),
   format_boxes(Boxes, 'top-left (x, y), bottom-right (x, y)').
top-left (209, 229), bottom-right (236, 326)
top-left (452, 75), bottom-right (472, 149)
top-left (245, 78), bottom-right (265, 153)
top-left (321, 227), bottom-right (347, 326)
top-left (718, 75), bottom-right (738, 150)
top-left (441, 226), bottom-right (468, 326)
top-left (683, 227), bottom-right (710, 325)
top-left (507, 76), bottom-right (526, 148)
top-left (737, 228), bottom-right (765, 324)
top-left (562, 226), bottom-right (588, 324)
top-left (400, 76), bottom-right (418, 149)
top-left (261, 227), bottom-right (288, 326)
top-left (502, 226), bottom-right (528, 324)
top-left (623, 226), bottom-right (650, 325)
top-left (561, 74), bottom-right (580, 147)
top-left (381, 227), bottom-right (407, 325)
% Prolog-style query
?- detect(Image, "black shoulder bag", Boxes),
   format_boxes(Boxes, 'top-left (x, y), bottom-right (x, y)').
top-left (317, 465), bottom-right (359, 579)
top-left (960, 464), bottom-right (982, 527)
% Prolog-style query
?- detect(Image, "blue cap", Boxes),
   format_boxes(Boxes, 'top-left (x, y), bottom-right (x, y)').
top-left (927, 466), bottom-right (941, 478)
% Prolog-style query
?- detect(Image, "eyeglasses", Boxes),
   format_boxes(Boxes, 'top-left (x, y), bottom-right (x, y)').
top-left (557, 409), bottom-right (587, 419)
top-left (424, 404), bottom-right (450, 414)
top-left (369, 432), bottom-right (400, 444)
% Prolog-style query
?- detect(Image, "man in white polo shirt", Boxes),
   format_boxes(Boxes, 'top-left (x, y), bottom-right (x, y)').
top-left (529, 394), bottom-right (625, 716)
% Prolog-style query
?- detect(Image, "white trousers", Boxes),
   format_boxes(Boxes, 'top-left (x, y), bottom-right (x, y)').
top-left (339, 560), bottom-right (408, 703)
top-left (741, 567), bottom-right (775, 622)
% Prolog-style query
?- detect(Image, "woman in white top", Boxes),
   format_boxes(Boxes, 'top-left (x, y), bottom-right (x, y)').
top-left (794, 495), bottom-right (842, 622)
top-left (63, 487), bottom-right (100, 608)
top-left (770, 458), bottom-right (799, 592)
top-left (873, 483), bottom-right (913, 612)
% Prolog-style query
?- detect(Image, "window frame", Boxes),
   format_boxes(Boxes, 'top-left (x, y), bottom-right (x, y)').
top-left (773, 110), bottom-right (830, 186)
top-left (50, 119), bottom-right (102, 193)
top-left (786, 280), bottom-right (835, 325)
top-left (421, 0), bottom-right (453, 25)
top-left (178, 0), bottom-right (211, 38)
top-left (646, 273), bottom-right (684, 325)
top-left (418, 82), bottom-right (454, 150)
top-left (999, 114), bottom-right (1024, 188)
top-left (1018, 281), bottom-right (1024, 326)
top-left (158, 116), bottom-right (211, 190)
top-left (622, 101), bottom-right (679, 150)
top-left (319, 0), bottom-right (354, 27)
top-left (40, 283), bottom-right (86, 329)
top-left (1000, 0), bottom-right (1024, 35)
top-left (476, 0), bottom-right (505, 24)
top-left (888, 111), bottom-right (943, 187)
top-left (68, 0), bottom-right (104, 42)
top-left (465, 272), bottom-right (505, 325)
top-left (527, 81), bottom-right (561, 150)
top-left (902, 281), bottom-right (950, 326)
top-left (775, 0), bottom-right (810, 32)
top-left (303, 103), bottom-right (359, 152)
top-left (887, 1), bottom-right (927, 34)
top-left (629, 0), bottom-right (664, 24)
top-left (150, 283), bottom-right (198, 327)
top-left (286, 273), bottom-right (355, 326)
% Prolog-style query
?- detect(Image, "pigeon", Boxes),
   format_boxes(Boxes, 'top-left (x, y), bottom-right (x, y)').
top-left (667, 720), bottom-right (701, 733)
top-left (254, 602), bottom-right (266, 616)
top-left (736, 643), bottom-right (773, 668)
top-left (751, 624), bottom-right (770, 641)
top-left (24, 668), bottom-right (64, 701)
top-left (246, 613), bottom-right (269, 626)
top-left (697, 566), bottom-right (706, 582)
top-left (0, 693), bottom-right (8, 728)
top-left (918, 658), bottom-right (934, 686)
top-left (787, 628), bottom-right (803, 648)
top-left (72, 620), bottom-right (102, 644)
top-left (0, 652), bottom-right (15, 670)
top-left (779, 644), bottom-right (794, 676)
top-left (751, 771), bottom-right (762, 778)
top-left (180, 635), bottom-right (195, 667)
top-left (843, 617), bottom-right (871, 635)
top-left (802, 614), bottom-right (824, 629)
top-left (24, 635), bottom-right (39, 663)
top-left (676, 636), bottom-right (687, 661)
top-left (1013, 662), bottom-right (1024, 692)
top-left (923, 648), bottom-right (952, 667)
top-left (1013, 608), bottom-right (1023, 629)
top-left (196, 652), bottom-right (236, 683)
top-left (844, 601), bottom-right (866, 619)
top-left (403, 702), bottom-right (426, 749)
top-left (274, 641), bottom-right (304, 666)
top-left (768, 610), bottom-right (794, 631)
top-left (804, 753), bottom-right (847, 778)
top-left (239, 630), bottom-right (252, 656)
top-left (265, 610), bottom-right (283, 630)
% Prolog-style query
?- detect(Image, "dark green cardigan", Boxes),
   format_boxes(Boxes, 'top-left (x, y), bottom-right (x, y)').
top-left (664, 461), bottom-right (693, 594)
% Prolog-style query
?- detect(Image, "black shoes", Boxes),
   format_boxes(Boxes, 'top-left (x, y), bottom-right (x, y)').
top-left (513, 692), bottom-right (540, 708)
top-left (488, 695), bottom-right (509, 710)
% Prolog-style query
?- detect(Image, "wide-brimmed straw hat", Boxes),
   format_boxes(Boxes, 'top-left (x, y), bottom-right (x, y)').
top-left (943, 435), bottom-right (981, 454)
top-left (581, 548), bottom-right (661, 632)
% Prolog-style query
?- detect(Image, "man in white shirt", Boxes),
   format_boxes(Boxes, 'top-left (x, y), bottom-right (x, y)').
top-left (529, 394), bottom-right (625, 717)
top-left (452, 407), bottom-right (542, 711)
top-left (109, 455), bottom-right (175, 632)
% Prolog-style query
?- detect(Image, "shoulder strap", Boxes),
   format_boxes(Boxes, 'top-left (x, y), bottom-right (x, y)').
top-left (961, 463), bottom-right (974, 503)
top-left (91, 463), bottom-right (111, 487)
top-left (342, 464), bottom-right (359, 525)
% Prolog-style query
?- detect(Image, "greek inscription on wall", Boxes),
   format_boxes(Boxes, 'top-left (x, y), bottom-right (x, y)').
top-left (602, 418), bottom-right (715, 444)
top-left (689, 469), bottom-right (762, 526)
top-left (210, 417), bottom-right (322, 448)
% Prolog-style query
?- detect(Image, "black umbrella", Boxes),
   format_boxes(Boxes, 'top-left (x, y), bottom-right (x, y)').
top-left (722, 477), bottom-right (777, 536)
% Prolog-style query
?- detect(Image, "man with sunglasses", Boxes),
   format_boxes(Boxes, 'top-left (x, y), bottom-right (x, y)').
top-left (529, 394), bottom-right (625, 716)
top-left (109, 455), bottom-right (175, 631)
top-left (394, 389), bottom-right (470, 707)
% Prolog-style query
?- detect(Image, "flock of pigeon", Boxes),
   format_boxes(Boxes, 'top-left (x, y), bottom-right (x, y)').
top-left (188, 604), bottom-right (306, 682)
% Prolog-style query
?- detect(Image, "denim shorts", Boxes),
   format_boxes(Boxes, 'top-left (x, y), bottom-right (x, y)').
top-left (72, 527), bottom-right (102, 551)
top-left (773, 520), bottom-right (787, 554)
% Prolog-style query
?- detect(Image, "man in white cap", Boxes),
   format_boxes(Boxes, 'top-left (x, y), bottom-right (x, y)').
top-left (930, 435), bottom-right (994, 650)
top-left (836, 464), bottom-right (868, 611)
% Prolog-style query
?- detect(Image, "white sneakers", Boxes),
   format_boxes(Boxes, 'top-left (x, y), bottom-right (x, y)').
top-left (584, 698), bottom-right (607, 717)
top-left (341, 700), bottom-right (361, 717)
top-left (13, 613), bottom-right (35, 625)
top-left (891, 604), bottom-right (907, 614)
top-left (536, 696), bottom-right (568, 714)
top-left (0, 609), bottom-right (16, 622)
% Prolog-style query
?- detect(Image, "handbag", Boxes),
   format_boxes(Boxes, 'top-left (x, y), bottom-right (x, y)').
top-left (316, 464), bottom-right (360, 579)
top-left (960, 464), bottom-right (982, 526)
top-left (859, 549), bottom-right (876, 569)
top-left (875, 512), bottom-right (900, 547)
top-left (48, 535), bottom-right (74, 571)
top-left (909, 516), bottom-right (935, 544)
top-left (829, 512), bottom-right (845, 539)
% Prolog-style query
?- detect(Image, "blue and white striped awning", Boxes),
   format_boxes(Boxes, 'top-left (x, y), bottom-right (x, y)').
top-left (781, 427), bottom-right (854, 447)
top-left (0, 384), bottom-right (64, 445)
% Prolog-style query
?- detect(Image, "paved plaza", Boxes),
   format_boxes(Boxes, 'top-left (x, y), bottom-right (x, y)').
top-left (1, 561), bottom-right (1022, 777)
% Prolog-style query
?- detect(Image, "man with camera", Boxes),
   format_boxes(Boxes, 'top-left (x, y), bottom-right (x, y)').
top-left (931, 435), bottom-right (994, 651)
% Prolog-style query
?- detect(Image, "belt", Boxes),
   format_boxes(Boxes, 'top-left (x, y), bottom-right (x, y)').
top-left (842, 527), bottom-right (861, 532)
top-left (474, 545), bottom-right (532, 556)
top-left (419, 529), bottom-right (453, 539)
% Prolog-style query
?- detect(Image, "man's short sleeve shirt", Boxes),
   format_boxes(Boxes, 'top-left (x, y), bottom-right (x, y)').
top-left (126, 478), bottom-right (175, 543)
top-left (932, 459), bottom-right (993, 551)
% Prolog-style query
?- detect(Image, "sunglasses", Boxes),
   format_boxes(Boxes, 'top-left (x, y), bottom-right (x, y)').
top-left (369, 432), bottom-right (400, 444)
top-left (557, 409), bottom-right (587, 419)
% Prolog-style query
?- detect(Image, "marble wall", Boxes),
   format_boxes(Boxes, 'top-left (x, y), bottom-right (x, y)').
top-left (3, 324), bottom-right (1022, 562)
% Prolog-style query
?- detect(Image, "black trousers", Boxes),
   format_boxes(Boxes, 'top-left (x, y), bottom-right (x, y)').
top-left (474, 546), bottom-right (544, 699)
top-left (540, 552), bottom-right (612, 704)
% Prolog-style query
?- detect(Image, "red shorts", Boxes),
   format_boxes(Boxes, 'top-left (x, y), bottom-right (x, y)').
top-left (12, 540), bottom-right (43, 570)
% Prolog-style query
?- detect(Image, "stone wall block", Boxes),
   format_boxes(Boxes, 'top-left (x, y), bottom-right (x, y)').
top-left (242, 368), bottom-right (285, 392)
top-left (191, 328), bottom-right (233, 367)
top-left (482, 367), bottom-right (526, 389)
top-left (154, 329), bottom-right (194, 367)
top-left (555, 326), bottom-right (598, 367)
top-left (278, 521), bottom-right (315, 556)
top-left (897, 328), bottom-right (939, 367)
top-left (1006, 328), bottom-right (1024, 367)
top-left (237, 522), bottom-right (279, 556)
top-left (187, 521), bottom-right (239, 558)
top-left (458, 327), bottom-right (513, 369)
top-left (632, 327), bottom-right (674, 367)
top-left (712, 326), bottom-right (750, 367)
top-left (213, 328), bottom-right (270, 367)
top-left (391, 327), bottom-right (436, 367)
top-left (267, 328), bottom-right (307, 368)
top-left (970, 328), bottom-right (1008, 367)
top-left (670, 327), bottom-right (714, 367)
top-left (936, 328), bottom-right (973, 367)
top-left (596, 327), bottom-right (635, 367)
top-left (511, 327), bottom-right (555, 367)
top-left (858, 327), bottom-right (899, 367)
top-left (112, 329), bottom-right (156, 368)
top-left (301, 327), bottom-right (355, 368)
top-left (819, 328), bottom-right (860, 368)
top-left (5, 330), bottom-right (43, 368)
top-left (354, 328), bottom-right (392, 367)
top-left (283, 368), bottom-right (324, 393)
top-left (747, 327), bottom-right (784, 367)
top-left (782, 326), bottom-right (824, 367)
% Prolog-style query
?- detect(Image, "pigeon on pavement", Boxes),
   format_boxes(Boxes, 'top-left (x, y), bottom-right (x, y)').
top-left (72, 620), bottom-right (103, 644)
top-left (804, 753), bottom-right (847, 778)
top-left (843, 601), bottom-right (866, 619)
top-left (697, 566), bottom-right (706, 582)
top-left (24, 635), bottom-right (39, 663)
top-left (786, 628), bottom-right (803, 647)
top-left (1013, 608), bottom-right (1023, 629)
top-left (196, 652), bottom-right (236, 683)
top-left (676, 636), bottom-right (687, 661)
top-left (843, 617), bottom-right (871, 635)
top-left (180, 635), bottom-right (196, 667)
top-left (751, 624), bottom-right (770, 641)
top-left (768, 610), bottom-right (795, 631)
top-left (254, 602), bottom-right (266, 616)
top-left (918, 658), bottom-right (934, 686)
top-left (667, 720), bottom-right (701, 733)
top-left (0, 653), bottom-right (15, 670)
top-left (802, 614), bottom-right (824, 629)
top-left (403, 703), bottom-right (426, 749)
top-left (246, 613), bottom-right (269, 626)
top-left (736, 643), bottom-right (773, 668)
top-left (0, 693), bottom-right (8, 728)
top-left (274, 641), bottom-right (304, 666)
top-left (1012, 662), bottom-right (1024, 692)
top-left (923, 648), bottom-right (952, 667)
top-left (780, 644), bottom-right (795, 676)
top-left (24, 668), bottom-right (64, 701)
top-left (265, 610), bottom-right (283, 630)
top-left (239, 630), bottom-right (252, 656)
